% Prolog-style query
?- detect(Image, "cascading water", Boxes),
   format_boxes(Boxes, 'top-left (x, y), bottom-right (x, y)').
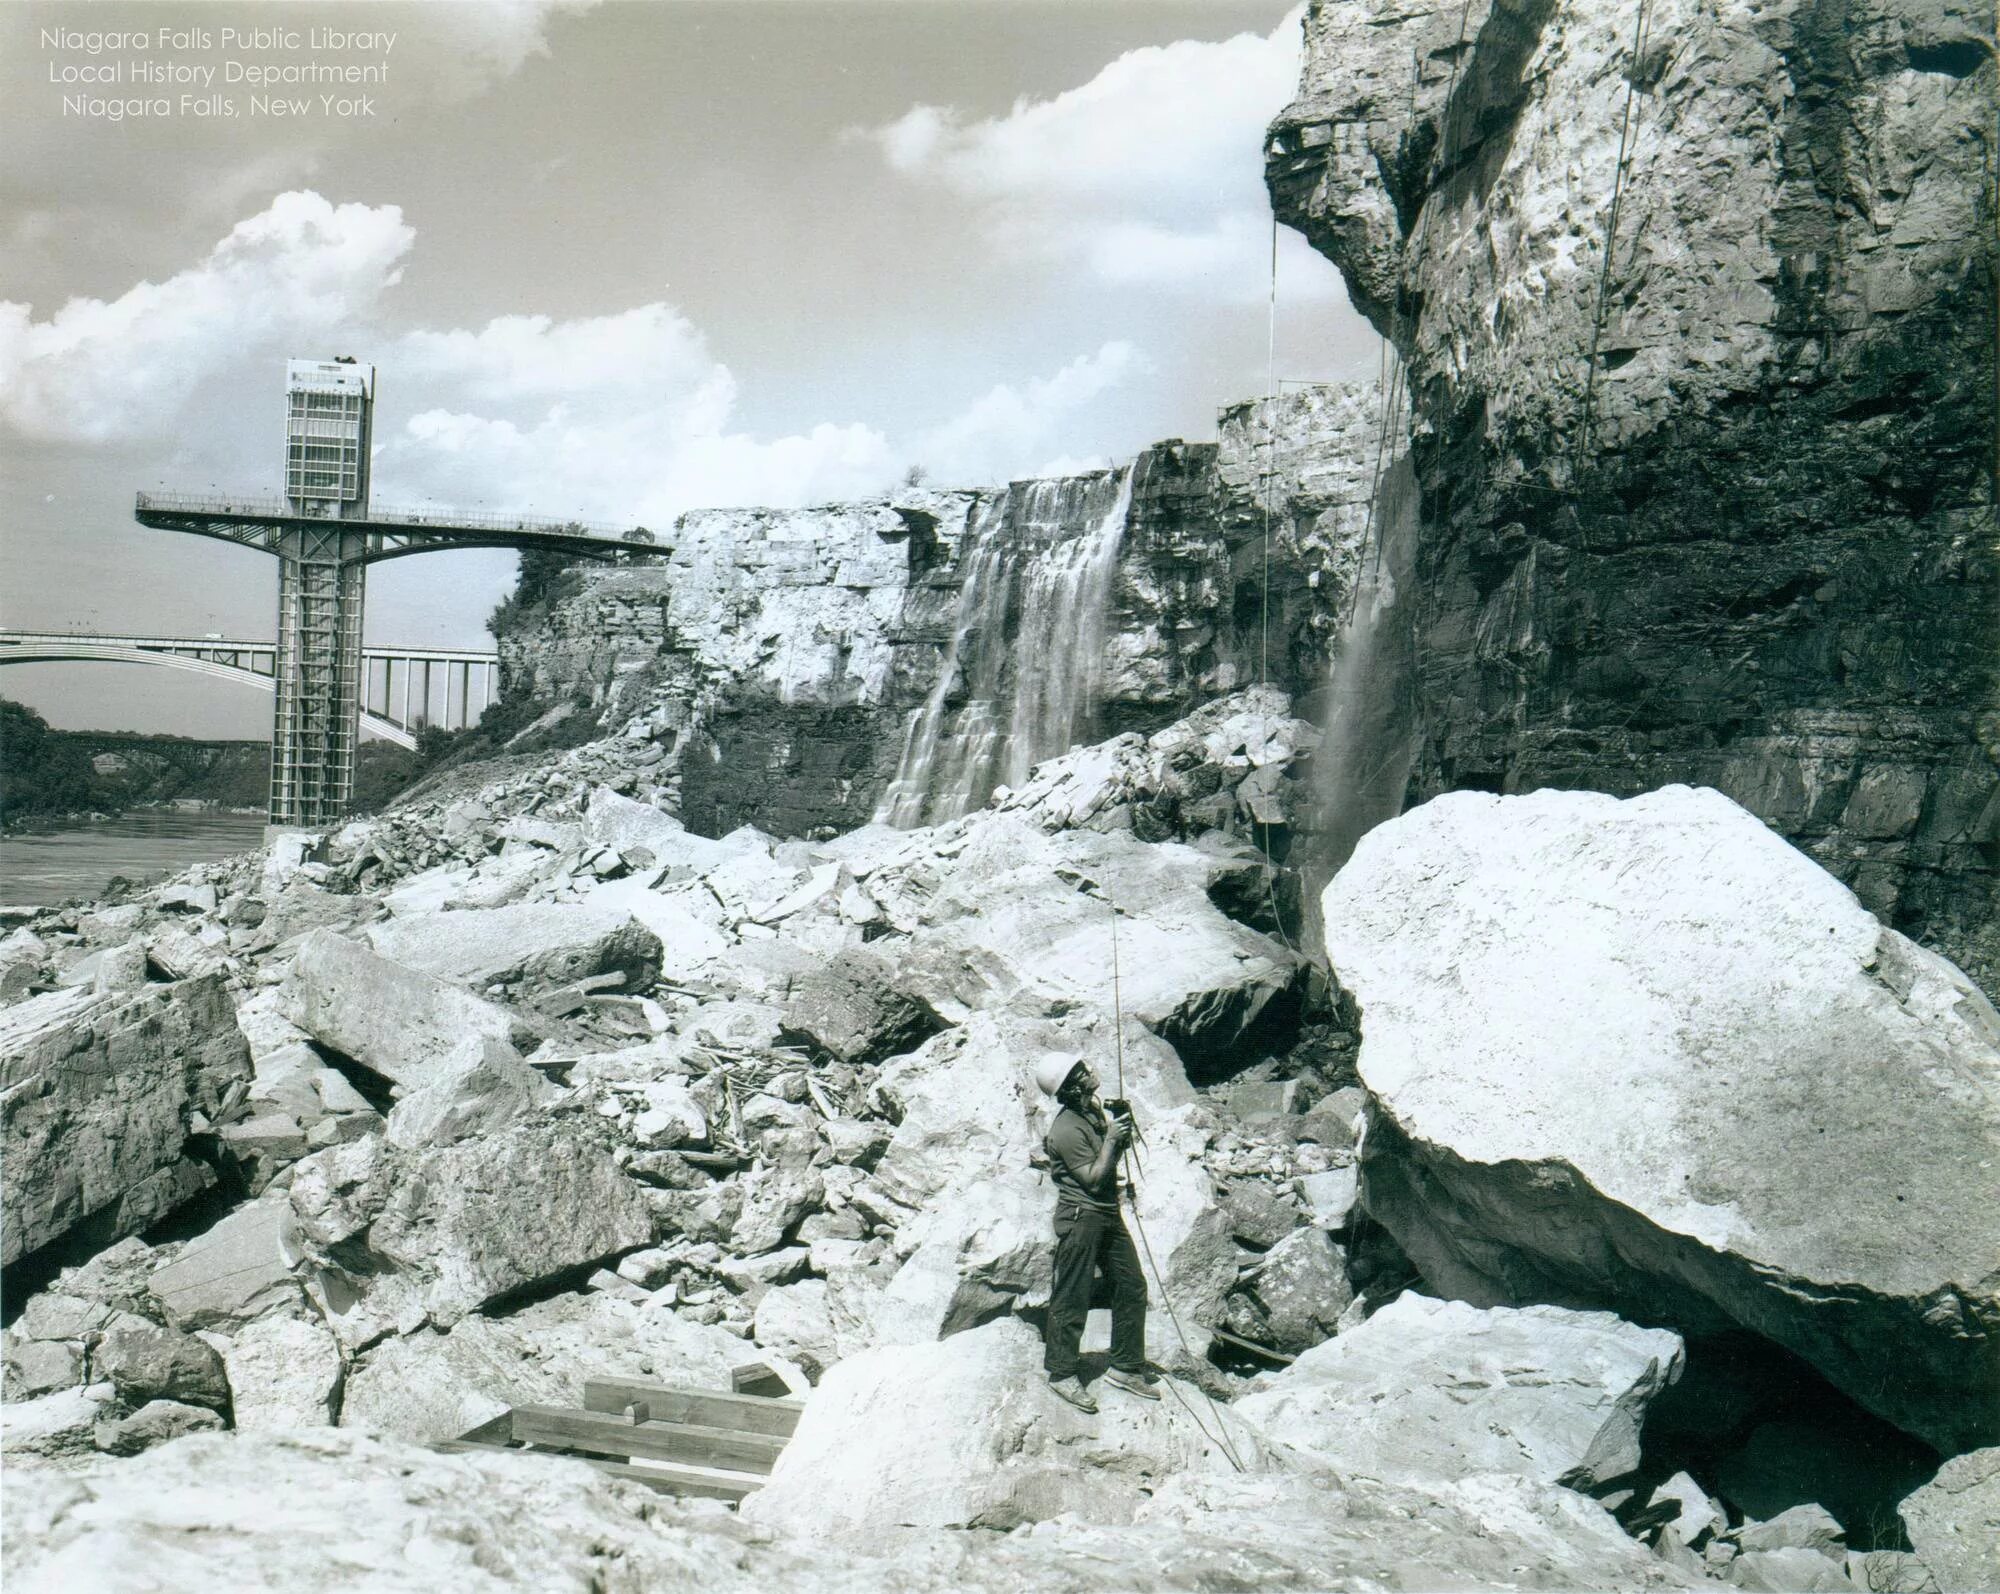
top-left (876, 464), bottom-right (1135, 827)
top-left (1300, 449), bottom-right (1422, 950)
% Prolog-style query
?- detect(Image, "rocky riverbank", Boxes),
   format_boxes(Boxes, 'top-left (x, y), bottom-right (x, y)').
top-left (3, 685), bottom-right (1993, 1591)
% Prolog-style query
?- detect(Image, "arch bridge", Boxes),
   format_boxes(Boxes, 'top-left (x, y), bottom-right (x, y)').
top-left (0, 630), bottom-right (507, 752)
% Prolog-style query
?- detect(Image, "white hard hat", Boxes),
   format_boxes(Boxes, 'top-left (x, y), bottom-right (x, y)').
top-left (1033, 1052), bottom-right (1083, 1098)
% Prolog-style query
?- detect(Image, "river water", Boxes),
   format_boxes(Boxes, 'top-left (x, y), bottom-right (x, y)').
top-left (0, 810), bottom-right (270, 908)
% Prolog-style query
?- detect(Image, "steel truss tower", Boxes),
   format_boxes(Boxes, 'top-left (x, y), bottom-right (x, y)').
top-left (133, 358), bottom-right (643, 827)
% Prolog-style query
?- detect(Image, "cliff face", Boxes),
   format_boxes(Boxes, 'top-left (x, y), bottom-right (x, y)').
top-left (498, 386), bottom-right (1384, 839)
top-left (1268, 0), bottom-right (1998, 984)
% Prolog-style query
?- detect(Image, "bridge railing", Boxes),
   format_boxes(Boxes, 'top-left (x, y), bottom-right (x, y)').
top-left (135, 491), bottom-right (644, 542)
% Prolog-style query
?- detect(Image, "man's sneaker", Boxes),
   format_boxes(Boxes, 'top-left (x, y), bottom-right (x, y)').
top-left (1048, 1375), bottom-right (1098, 1413)
top-left (1103, 1367), bottom-right (1162, 1401)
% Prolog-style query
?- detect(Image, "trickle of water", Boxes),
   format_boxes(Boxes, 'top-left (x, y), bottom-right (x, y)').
top-left (877, 465), bottom-right (1135, 827)
top-left (1300, 450), bottom-right (1422, 949)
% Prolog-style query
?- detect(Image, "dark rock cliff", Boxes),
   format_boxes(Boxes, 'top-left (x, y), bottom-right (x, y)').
top-left (1268, 0), bottom-right (1998, 986)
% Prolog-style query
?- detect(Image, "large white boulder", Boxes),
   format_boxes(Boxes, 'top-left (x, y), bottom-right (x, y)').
top-left (0, 1429), bottom-right (844, 1593)
top-left (744, 1317), bottom-right (1268, 1541)
top-left (1322, 786), bottom-right (2000, 1454)
top-left (286, 1122), bottom-right (652, 1347)
top-left (1234, 1293), bottom-right (1684, 1490)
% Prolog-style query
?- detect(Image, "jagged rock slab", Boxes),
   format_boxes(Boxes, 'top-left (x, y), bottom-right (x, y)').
top-left (2, 1384), bottom-right (120, 1471)
top-left (777, 948), bottom-right (940, 1063)
top-left (286, 1120), bottom-right (652, 1347)
top-left (1228, 1225), bottom-right (1351, 1356)
top-left (1, 974), bottom-right (250, 1265)
top-left (745, 1317), bottom-right (1268, 1540)
top-left (340, 1292), bottom-right (748, 1443)
top-left (91, 1398), bottom-right (223, 1457)
top-left (92, 1317), bottom-right (230, 1411)
top-left (1324, 786), bottom-right (2000, 1453)
top-left (147, 1197), bottom-right (303, 1330)
top-left (877, 816), bottom-right (1302, 1066)
top-left (1236, 1293), bottom-right (1683, 1490)
top-left (365, 903), bottom-right (662, 991)
top-left (277, 930), bottom-right (524, 1089)
top-left (1899, 1448), bottom-right (2000, 1594)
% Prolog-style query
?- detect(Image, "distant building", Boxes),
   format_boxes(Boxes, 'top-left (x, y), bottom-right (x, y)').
top-left (283, 358), bottom-right (374, 517)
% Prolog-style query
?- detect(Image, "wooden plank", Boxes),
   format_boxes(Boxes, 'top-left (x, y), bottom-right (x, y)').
top-left (582, 1378), bottom-right (802, 1438)
top-left (1206, 1325), bottom-right (1297, 1365)
top-left (437, 1436), bottom-right (762, 1505)
top-left (511, 1404), bottom-right (787, 1474)
top-left (453, 1411), bottom-right (516, 1445)
top-left (581, 1456), bottom-right (763, 1504)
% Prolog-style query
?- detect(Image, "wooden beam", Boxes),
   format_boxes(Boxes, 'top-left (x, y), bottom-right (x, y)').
top-left (438, 1436), bottom-right (762, 1504)
top-left (511, 1404), bottom-right (787, 1474)
top-left (453, 1412), bottom-right (516, 1445)
top-left (582, 1378), bottom-right (802, 1438)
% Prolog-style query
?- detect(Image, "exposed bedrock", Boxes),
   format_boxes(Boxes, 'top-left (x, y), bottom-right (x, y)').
top-left (1321, 785), bottom-right (2000, 1455)
top-left (494, 388), bottom-right (1383, 840)
top-left (1270, 0), bottom-right (1999, 986)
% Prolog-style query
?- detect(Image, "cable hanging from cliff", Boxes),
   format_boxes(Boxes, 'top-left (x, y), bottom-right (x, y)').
top-left (1573, 0), bottom-right (1657, 478)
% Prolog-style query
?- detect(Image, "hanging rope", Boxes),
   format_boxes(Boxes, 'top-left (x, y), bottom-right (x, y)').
top-left (1574, 0), bottom-right (1656, 475)
top-left (1091, 878), bottom-right (1247, 1471)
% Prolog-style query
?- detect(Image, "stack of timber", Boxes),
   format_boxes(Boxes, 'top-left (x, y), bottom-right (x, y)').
top-left (439, 1365), bottom-right (803, 1504)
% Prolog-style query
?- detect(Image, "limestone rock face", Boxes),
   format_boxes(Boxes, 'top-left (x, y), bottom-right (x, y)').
top-left (1899, 1448), bottom-right (2000, 1594)
top-left (745, 1318), bottom-right (1268, 1541)
top-left (0, 973), bottom-right (250, 1265)
top-left (365, 903), bottom-right (662, 992)
top-left (1236, 1294), bottom-right (1683, 1489)
top-left (1269, 0), bottom-right (1999, 983)
top-left (278, 930), bottom-right (523, 1089)
top-left (286, 1121), bottom-right (653, 1347)
top-left (1322, 786), bottom-right (2000, 1453)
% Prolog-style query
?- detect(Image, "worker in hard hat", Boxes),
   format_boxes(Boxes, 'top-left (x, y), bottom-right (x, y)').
top-left (1033, 1052), bottom-right (1160, 1412)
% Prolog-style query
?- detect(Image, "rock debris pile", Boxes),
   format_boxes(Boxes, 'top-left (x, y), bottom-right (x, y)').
top-left (3, 680), bottom-right (1993, 1592)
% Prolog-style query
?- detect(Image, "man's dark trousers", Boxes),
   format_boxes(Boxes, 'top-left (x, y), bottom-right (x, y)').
top-left (1043, 1203), bottom-right (1147, 1379)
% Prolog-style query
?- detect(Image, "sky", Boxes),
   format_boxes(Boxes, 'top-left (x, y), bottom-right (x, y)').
top-left (2, 0), bottom-right (1377, 737)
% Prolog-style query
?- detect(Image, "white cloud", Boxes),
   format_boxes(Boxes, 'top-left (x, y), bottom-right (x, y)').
top-left (914, 342), bottom-right (1140, 486)
top-left (3, 189), bottom-right (1145, 516)
top-left (394, 0), bottom-right (601, 102)
top-left (858, 9), bottom-right (1326, 301)
top-left (0, 192), bottom-right (413, 443)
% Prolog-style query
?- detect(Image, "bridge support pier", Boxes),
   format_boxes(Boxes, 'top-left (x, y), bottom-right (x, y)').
top-left (271, 527), bottom-right (367, 826)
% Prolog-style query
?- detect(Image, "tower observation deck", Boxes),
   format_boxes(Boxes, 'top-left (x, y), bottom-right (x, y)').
top-left (134, 359), bottom-right (654, 827)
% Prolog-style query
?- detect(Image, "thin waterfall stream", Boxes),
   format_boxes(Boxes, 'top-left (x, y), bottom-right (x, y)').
top-left (877, 465), bottom-right (1135, 827)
